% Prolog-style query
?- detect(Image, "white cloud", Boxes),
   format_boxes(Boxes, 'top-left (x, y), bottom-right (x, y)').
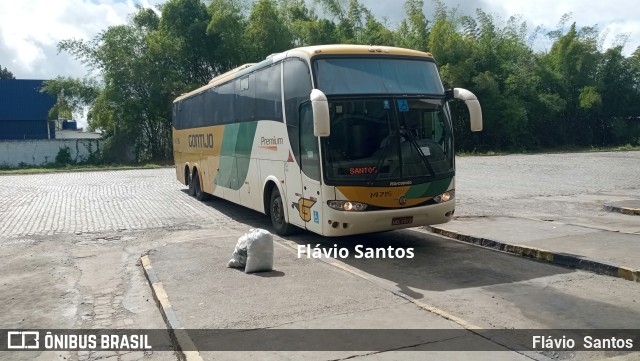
top-left (483, 0), bottom-right (640, 54)
top-left (360, 0), bottom-right (640, 55)
top-left (0, 0), bottom-right (163, 127)
top-left (3, 0), bottom-right (639, 80)
top-left (0, 0), bottom-right (149, 79)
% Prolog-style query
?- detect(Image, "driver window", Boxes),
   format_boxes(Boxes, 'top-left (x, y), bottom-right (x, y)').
top-left (300, 102), bottom-right (320, 181)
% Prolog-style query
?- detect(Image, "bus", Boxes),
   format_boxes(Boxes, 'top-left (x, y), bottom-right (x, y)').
top-left (172, 44), bottom-right (482, 237)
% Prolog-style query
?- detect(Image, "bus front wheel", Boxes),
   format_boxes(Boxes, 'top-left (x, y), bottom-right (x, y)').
top-left (270, 189), bottom-right (292, 236)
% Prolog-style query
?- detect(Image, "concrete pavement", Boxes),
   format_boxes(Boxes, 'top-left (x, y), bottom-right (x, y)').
top-left (427, 215), bottom-right (640, 282)
top-left (141, 226), bottom-right (538, 361)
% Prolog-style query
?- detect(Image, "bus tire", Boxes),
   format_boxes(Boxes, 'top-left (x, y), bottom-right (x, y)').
top-left (188, 170), bottom-right (196, 196)
top-left (270, 188), bottom-right (292, 236)
top-left (194, 171), bottom-right (209, 201)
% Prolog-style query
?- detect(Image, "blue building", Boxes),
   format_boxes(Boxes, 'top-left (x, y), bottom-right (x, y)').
top-left (0, 79), bottom-right (56, 140)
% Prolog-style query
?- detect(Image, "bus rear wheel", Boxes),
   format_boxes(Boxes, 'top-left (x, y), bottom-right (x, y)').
top-left (188, 170), bottom-right (196, 196)
top-left (194, 171), bottom-right (209, 201)
top-left (270, 188), bottom-right (292, 236)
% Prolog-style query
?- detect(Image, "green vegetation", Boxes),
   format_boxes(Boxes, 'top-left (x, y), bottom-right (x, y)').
top-left (42, 0), bottom-right (640, 160)
top-left (0, 64), bottom-right (14, 79)
top-left (55, 146), bottom-right (73, 165)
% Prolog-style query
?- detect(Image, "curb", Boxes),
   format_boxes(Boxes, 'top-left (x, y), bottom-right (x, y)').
top-left (0, 165), bottom-right (172, 176)
top-left (140, 255), bottom-right (204, 361)
top-left (603, 204), bottom-right (640, 216)
top-left (425, 226), bottom-right (640, 283)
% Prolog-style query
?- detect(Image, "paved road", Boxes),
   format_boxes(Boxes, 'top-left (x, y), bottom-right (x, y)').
top-left (0, 169), bottom-right (233, 238)
top-left (455, 151), bottom-right (640, 233)
top-left (1, 151), bottom-right (638, 361)
top-left (3, 151), bottom-right (637, 240)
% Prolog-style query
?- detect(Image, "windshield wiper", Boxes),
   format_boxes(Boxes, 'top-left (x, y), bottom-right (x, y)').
top-left (367, 134), bottom-right (394, 185)
top-left (367, 110), bottom-right (395, 186)
top-left (399, 125), bottom-right (435, 177)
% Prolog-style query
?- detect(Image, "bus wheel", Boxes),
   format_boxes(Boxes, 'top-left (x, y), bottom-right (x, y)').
top-left (270, 188), bottom-right (292, 236)
top-left (194, 171), bottom-right (209, 201)
top-left (188, 170), bottom-right (196, 196)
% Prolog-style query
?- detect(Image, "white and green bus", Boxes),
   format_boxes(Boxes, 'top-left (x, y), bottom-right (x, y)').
top-left (173, 45), bottom-right (482, 236)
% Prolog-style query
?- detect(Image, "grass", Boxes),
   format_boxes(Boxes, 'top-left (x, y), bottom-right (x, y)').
top-left (0, 163), bottom-right (167, 175)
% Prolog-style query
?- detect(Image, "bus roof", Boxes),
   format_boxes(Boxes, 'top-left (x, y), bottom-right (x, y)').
top-left (174, 45), bottom-right (434, 103)
top-left (289, 44), bottom-right (433, 59)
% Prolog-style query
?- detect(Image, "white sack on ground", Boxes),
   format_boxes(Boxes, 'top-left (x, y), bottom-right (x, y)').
top-left (227, 228), bottom-right (274, 273)
top-left (227, 234), bottom-right (249, 268)
top-left (244, 228), bottom-right (274, 273)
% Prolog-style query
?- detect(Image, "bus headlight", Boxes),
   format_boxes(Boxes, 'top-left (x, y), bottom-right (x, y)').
top-left (328, 200), bottom-right (368, 212)
top-left (433, 190), bottom-right (455, 203)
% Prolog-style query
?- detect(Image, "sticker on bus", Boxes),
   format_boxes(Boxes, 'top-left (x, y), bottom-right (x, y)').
top-left (396, 99), bottom-right (409, 112)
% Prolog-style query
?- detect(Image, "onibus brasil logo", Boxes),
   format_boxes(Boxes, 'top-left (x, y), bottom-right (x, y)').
top-left (7, 331), bottom-right (40, 349)
top-left (6, 330), bottom-right (152, 350)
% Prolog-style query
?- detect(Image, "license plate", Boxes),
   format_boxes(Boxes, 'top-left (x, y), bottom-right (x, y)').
top-left (392, 216), bottom-right (413, 225)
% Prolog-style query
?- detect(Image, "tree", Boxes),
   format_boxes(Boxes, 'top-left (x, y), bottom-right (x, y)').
top-left (396, 0), bottom-right (429, 51)
top-left (244, 0), bottom-right (293, 60)
top-left (0, 65), bottom-right (15, 79)
top-left (161, 0), bottom-right (217, 85)
top-left (51, 0), bottom-right (640, 161)
top-left (59, 15), bottom-right (176, 160)
top-left (280, 0), bottom-right (339, 46)
top-left (207, 0), bottom-right (248, 70)
top-left (40, 77), bottom-right (100, 121)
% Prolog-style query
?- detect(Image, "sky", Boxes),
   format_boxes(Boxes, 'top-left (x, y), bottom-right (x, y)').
top-left (1, 0), bottom-right (639, 81)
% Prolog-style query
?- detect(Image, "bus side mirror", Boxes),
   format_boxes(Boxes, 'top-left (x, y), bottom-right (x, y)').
top-left (453, 88), bottom-right (483, 132)
top-left (311, 89), bottom-right (330, 137)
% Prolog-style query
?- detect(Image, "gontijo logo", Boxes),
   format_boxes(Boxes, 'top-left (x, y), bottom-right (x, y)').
top-left (188, 133), bottom-right (214, 148)
top-left (7, 331), bottom-right (39, 349)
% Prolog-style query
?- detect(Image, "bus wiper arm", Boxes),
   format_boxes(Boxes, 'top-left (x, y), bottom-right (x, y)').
top-left (367, 134), bottom-right (394, 185)
top-left (402, 129), bottom-right (435, 177)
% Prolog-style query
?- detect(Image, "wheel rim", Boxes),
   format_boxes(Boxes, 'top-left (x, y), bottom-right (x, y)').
top-left (188, 174), bottom-right (195, 195)
top-left (272, 197), bottom-right (283, 225)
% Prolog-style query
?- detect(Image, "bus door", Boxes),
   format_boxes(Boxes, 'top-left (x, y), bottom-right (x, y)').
top-left (284, 160), bottom-right (305, 229)
top-left (299, 103), bottom-right (323, 234)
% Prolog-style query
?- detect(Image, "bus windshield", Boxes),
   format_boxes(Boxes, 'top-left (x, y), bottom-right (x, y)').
top-left (321, 98), bottom-right (454, 186)
top-left (314, 58), bottom-right (444, 95)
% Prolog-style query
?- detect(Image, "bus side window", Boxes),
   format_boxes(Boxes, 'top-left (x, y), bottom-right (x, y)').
top-left (300, 102), bottom-right (320, 181)
top-left (236, 75), bottom-right (255, 122)
top-left (284, 58), bottom-right (312, 166)
top-left (254, 64), bottom-right (282, 122)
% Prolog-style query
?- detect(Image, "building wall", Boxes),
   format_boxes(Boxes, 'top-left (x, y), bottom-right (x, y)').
top-left (0, 139), bottom-right (102, 167)
top-left (1, 120), bottom-right (51, 140)
top-left (0, 79), bottom-right (56, 140)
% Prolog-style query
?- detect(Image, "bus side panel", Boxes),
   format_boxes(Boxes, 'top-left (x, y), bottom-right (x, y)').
top-left (172, 128), bottom-right (186, 185)
top-left (202, 154), bottom-right (222, 197)
top-left (172, 126), bottom-right (224, 195)
top-left (259, 159), bottom-right (288, 216)
top-left (238, 157), bottom-right (261, 211)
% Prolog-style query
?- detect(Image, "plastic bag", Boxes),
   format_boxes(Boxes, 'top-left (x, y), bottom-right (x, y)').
top-left (227, 228), bottom-right (273, 273)
top-left (227, 234), bottom-right (249, 268)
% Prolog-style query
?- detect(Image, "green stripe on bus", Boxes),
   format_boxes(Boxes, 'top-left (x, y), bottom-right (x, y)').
top-left (404, 177), bottom-right (452, 199)
top-left (215, 122), bottom-right (258, 190)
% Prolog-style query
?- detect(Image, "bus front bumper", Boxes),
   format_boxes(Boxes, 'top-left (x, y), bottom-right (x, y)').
top-left (320, 201), bottom-right (455, 237)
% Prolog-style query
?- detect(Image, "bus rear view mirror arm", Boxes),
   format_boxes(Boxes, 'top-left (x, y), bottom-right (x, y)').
top-left (453, 88), bottom-right (483, 132)
top-left (311, 89), bottom-right (330, 137)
